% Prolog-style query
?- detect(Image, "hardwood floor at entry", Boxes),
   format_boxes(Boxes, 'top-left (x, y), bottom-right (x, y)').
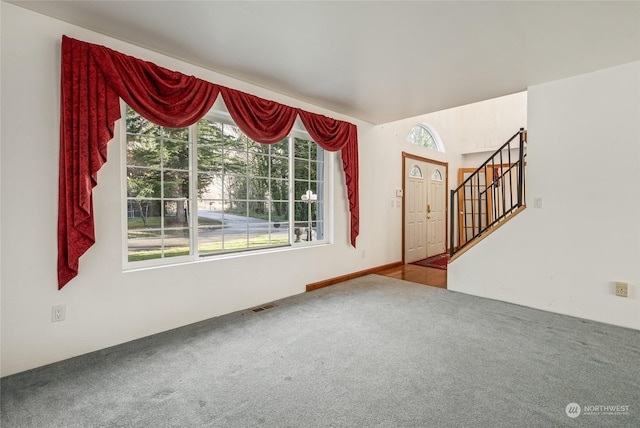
top-left (376, 264), bottom-right (447, 289)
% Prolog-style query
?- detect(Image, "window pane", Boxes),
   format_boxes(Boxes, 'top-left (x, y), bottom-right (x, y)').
top-left (314, 220), bottom-right (325, 241)
top-left (272, 139), bottom-right (289, 157)
top-left (198, 226), bottom-right (224, 254)
top-left (270, 222), bottom-right (290, 244)
top-left (309, 161), bottom-right (322, 181)
top-left (227, 199), bottom-right (247, 216)
top-left (269, 179), bottom-right (288, 203)
top-left (127, 200), bottom-right (161, 228)
top-left (224, 126), bottom-right (246, 151)
top-left (163, 230), bottom-right (190, 258)
top-left (294, 201), bottom-right (309, 223)
top-left (163, 127), bottom-right (189, 142)
top-left (163, 171), bottom-right (190, 198)
top-left (248, 223), bottom-right (270, 248)
top-left (196, 144), bottom-right (222, 173)
top-left (127, 229), bottom-right (162, 262)
top-left (248, 178), bottom-right (269, 199)
top-left (163, 200), bottom-right (190, 228)
top-left (270, 201), bottom-right (288, 223)
top-left (196, 203), bottom-right (224, 254)
top-left (198, 119), bottom-right (225, 146)
top-left (248, 140), bottom-right (268, 157)
top-left (197, 203), bottom-right (223, 223)
top-left (409, 165), bottom-right (423, 178)
top-left (295, 181), bottom-right (319, 204)
top-left (270, 156), bottom-right (288, 179)
top-left (248, 200), bottom-right (269, 219)
top-left (407, 124), bottom-right (444, 152)
top-left (309, 142), bottom-right (319, 161)
top-left (309, 199), bottom-right (320, 222)
top-left (294, 138), bottom-right (310, 158)
top-left (226, 176), bottom-right (247, 203)
top-left (294, 181), bottom-right (305, 203)
top-left (292, 134), bottom-right (323, 237)
top-left (127, 168), bottom-right (161, 198)
top-left (308, 181), bottom-right (319, 195)
top-left (294, 158), bottom-right (310, 180)
top-left (252, 154), bottom-right (270, 177)
top-left (315, 201), bottom-right (324, 219)
top-left (125, 107), bottom-right (193, 263)
top-left (220, 210), bottom-right (248, 249)
top-left (127, 135), bottom-right (160, 167)
top-left (163, 140), bottom-right (190, 170)
top-left (223, 150), bottom-right (247, 174)
top-left (198, 174), bottom-right (223, 200)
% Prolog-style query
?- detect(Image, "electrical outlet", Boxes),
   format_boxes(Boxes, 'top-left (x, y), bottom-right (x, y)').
top-left (615, 282), bottom-right (628, 297)
top-left (52, 305), bottom-right (66, 322)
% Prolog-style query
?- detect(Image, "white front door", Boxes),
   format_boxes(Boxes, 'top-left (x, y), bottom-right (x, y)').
top-left (405, 162), bottom-right (427, 263)
top-left (404, 157), bottom-right (448, 263)
top-left (427, 166), bottom-right (446, 257)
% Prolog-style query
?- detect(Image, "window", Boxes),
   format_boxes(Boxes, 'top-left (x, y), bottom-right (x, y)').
top-left (294, 138), bottom-right (325, 243)
top-left (125, 109), bottom-right (191, 262)
top-left (124, 106), bottom-right (329, 266)
top-left (431, 169), bottom-right (443, 182)
top-left (407, 124), bottom-right (445, 152)
top-left (409, 165), bottom-right (423, 178)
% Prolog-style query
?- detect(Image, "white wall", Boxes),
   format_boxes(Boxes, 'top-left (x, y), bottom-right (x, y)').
top-left (376, 91), bottom-right (527, 181)
top-left (457, 92), bottom-right (527, 154)
top-left (0, 4), bottom-right (397, 376)
top-left (449, 61), bottom-right (640, 330)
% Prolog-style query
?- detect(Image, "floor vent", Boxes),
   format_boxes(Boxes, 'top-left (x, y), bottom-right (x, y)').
top-left (251, 304), bottom-right (276, 313)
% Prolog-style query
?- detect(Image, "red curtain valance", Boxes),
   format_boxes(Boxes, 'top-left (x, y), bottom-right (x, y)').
top-left (58, 36), bottom-right (359, 289)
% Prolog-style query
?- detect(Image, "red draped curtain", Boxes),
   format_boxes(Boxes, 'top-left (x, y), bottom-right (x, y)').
top-left (58, 36), bottom-right (359, 289)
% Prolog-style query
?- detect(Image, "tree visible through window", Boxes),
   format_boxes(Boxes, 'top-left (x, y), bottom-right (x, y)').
top-left (407, 124), bottom-right (444, 152)
top-left (125, 107), bottom-right (327, 265)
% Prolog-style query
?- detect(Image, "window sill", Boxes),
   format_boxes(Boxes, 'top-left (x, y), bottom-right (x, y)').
top-left (122, 240), bottom-right (331, 274)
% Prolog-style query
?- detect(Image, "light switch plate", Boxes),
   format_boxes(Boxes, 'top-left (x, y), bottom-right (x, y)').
top-left (533, 197), bottom-right (543, 208)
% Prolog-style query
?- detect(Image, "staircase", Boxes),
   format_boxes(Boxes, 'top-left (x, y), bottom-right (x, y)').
top-left (450, 128), bottom-right (527, 259)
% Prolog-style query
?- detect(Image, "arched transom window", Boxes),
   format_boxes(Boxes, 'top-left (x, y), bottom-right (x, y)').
top-left (407, 124), bottom-right (445, 153)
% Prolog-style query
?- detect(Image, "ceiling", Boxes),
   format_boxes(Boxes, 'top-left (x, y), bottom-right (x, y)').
top-left (9, 1), bottom-right (640, 124)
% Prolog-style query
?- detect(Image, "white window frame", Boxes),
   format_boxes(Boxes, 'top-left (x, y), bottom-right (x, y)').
top-left (120, 101), bottom-right (333, 270)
